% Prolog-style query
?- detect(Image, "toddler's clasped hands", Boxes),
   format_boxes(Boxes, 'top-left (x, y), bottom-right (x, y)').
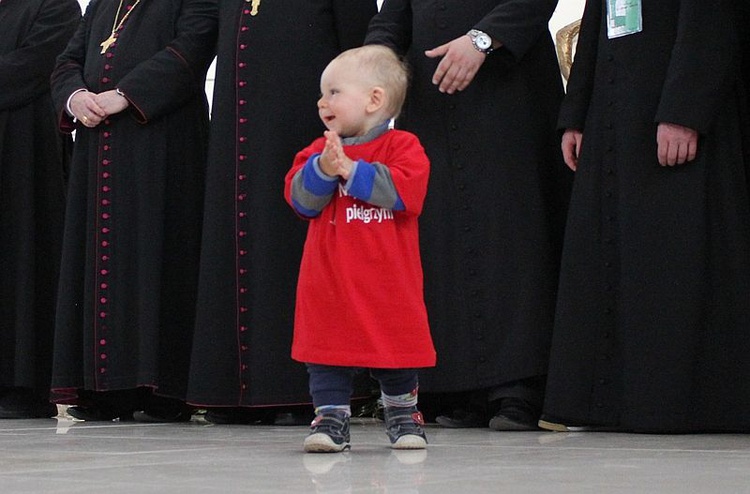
top-left (319, 130), bottom-right (354, 180)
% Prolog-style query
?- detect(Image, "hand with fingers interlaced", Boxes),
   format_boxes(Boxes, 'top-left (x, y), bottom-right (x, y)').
top-left (95, 89), bottom-right (129, 117)
top-left (69, 90), bottom-right (107, 127)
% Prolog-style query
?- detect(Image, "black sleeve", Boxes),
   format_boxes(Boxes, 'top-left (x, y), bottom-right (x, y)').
top-left (115, 0), bottom-right (218, 123)
top-left (655, 0), bottom-right (738, 133)
top-left (363, 0), bottom-right (413, 56)
top-left (474, 0), bottom-right (559, 62)
top-left (51, 0), bottom-right (96, 132)
top-left (332, 0), bottom-right (378, 50)
top-left (0, 0), bottom-right (80, 111)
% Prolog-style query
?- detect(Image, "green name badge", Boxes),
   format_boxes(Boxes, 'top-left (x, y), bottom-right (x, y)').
top-left (607, 0), bottom-right (642, 39)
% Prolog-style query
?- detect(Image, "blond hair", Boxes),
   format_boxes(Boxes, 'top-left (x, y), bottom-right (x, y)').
top-left (334, 45), bottom-right (409, 119)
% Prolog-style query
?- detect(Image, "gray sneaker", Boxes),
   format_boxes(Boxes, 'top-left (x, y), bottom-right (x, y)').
top-left (304, 411), bottom-right (351, 453)
top-left (384, 406), bottom-right (427, 450)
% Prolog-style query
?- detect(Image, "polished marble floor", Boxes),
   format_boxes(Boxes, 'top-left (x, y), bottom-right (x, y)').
top-left (1, 410), bottom-right (749, 493)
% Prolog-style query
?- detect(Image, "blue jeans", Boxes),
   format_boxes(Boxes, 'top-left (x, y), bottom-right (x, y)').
top-left (306, 364), bottom-right (418, 408)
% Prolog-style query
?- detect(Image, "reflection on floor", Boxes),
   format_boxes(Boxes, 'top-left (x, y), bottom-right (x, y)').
top-left (1, 412), bottom-right (749, 493)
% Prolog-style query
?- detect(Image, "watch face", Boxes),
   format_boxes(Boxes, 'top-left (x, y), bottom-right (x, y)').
top-left (476, 34), bottom-right (492, 50)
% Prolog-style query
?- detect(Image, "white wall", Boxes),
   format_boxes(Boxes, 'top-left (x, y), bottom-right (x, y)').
top-left (550, 0), bottom-right (585, 39)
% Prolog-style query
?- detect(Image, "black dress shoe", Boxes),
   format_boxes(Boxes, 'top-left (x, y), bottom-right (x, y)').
top-left (488, 398), bottom-right (540, 431)
top-left (66, 405), bottom-right (124, 421)
top-left (132, 395), bottom-right (193, 423)
top-left (537, 414), bottom-right (619, 432)
top-left (204, 407), bottom-right (268, 425)
top-left (132, 409), bottom-right (192, 423)
top-left (435, 408), bottom-right (488, 428)
top-left (67, 388), bottom-right (146, 421)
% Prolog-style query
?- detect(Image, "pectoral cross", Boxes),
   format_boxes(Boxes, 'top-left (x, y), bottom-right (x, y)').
top-left (250, 0), bottom-right (260, 16)
top-left (100, 34), bottom-right (117, 55)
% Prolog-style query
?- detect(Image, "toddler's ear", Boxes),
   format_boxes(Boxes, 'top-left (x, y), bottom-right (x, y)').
top-left (367, 87), bottom-right (386, 113)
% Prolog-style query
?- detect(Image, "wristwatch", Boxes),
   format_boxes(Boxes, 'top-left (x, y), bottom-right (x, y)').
top-left (467, 29), bottom-right (494, 55)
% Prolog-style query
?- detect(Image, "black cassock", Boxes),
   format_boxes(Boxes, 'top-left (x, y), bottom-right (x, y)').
top-left (739, 0), bottom-right (750, 172)
top-left (50, 0), bottom-right (217, 402)
top-left (366, 0), bottom-right (572, 396)
top-left (545, 0), bottom-right (750, 432)
top-left (186, 0), bottom-right (377, 407)
top-left (0, 0), bottom-right (80, 396)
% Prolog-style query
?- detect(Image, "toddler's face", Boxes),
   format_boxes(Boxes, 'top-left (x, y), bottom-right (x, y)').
top-left (317, 59), bottom-right (372, 137)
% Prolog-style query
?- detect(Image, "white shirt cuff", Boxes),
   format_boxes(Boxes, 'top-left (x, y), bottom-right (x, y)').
top-left (66, 88), bottom-right (89, 117)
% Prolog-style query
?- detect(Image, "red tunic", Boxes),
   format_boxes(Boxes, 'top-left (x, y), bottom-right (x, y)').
top-left (284, 130), bottom-right (436, 369)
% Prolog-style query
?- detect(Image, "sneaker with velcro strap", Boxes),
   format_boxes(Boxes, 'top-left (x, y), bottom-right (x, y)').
top-left (303, 410), bottom-right (351, 453)
top-left (384, 405), bottom-right (428, 450)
